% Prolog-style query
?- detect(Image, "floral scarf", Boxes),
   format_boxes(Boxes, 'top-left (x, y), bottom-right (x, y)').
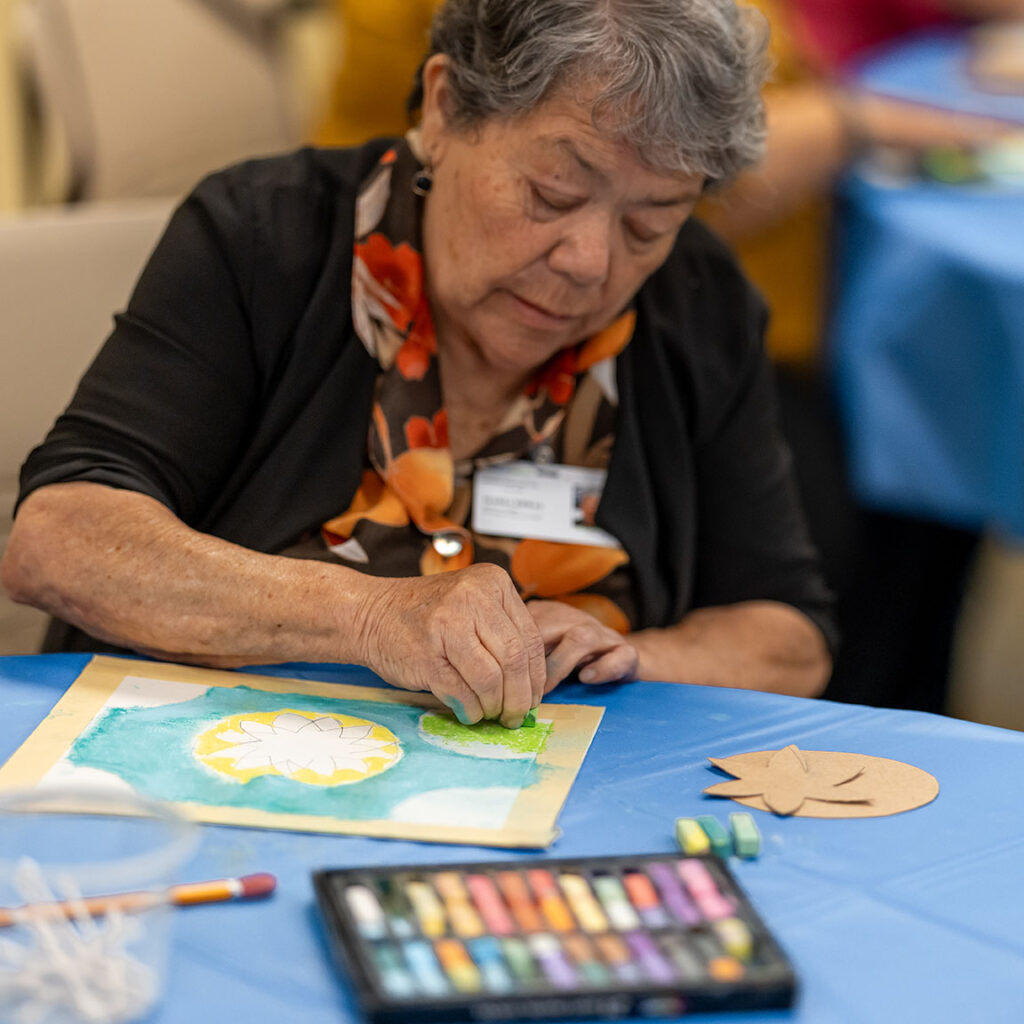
top-left (321, 136), bottom-right (638, 633)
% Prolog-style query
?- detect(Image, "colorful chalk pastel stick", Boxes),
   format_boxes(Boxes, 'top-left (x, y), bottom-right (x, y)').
top-left (730, 812), bottom-right (762, 858)
top-left (676, 816), bottom-right (712, 856)
top-left (696, 814), bottom-right (733, 858)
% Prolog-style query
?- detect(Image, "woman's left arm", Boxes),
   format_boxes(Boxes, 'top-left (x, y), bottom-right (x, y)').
top-left (629, 600), bottom-right (830, 698)
top-left (526, 598), bottom-right (829, 698)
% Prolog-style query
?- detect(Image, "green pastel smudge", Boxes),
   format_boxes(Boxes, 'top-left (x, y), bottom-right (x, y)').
top-left (421, 712), bottom-right (551, 755)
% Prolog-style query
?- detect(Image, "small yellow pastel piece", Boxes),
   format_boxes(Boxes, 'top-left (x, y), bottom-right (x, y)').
top-left (675, 817), bottom-right (712, 855)
top-left (713, 916), bottom-right (754, 961)
top-left (558, 873), bottom-right (609, 934)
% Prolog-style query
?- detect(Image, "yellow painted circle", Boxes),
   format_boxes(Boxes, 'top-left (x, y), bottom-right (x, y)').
top-left (194, 709), bottom-right (402, 786)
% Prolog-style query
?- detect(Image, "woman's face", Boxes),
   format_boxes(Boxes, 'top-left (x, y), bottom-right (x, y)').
top-left (419, 58), bottom-right (704, 375)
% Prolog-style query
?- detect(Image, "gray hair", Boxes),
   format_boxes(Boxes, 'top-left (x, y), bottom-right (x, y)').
top-left (410, 0), bottom-right (770, 184)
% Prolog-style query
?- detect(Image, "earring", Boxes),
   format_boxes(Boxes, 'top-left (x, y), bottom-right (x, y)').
top-left (412, 167), bottom-right (433, 196)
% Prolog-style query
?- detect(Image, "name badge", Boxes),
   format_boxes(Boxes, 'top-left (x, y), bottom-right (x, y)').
top-left (472, 462), bottom-right (620, 549)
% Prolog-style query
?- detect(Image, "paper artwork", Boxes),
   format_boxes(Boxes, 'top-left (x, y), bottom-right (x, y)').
top-left (703, 744), bottom-right (939, 818)
top-left (0, 657), bottom-right (603, 848)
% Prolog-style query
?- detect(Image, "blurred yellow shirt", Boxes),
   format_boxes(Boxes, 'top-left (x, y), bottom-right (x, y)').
top-left (316, 0), bottom-right (439, 147)
top-left (724, 0), bottom-right (830, 367)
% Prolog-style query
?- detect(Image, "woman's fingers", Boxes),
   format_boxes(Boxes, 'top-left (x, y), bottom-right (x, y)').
top-left (543, 623), bottom-right (637, 690)
top-left (431, 668), bottom-right (487, 726)
top-left (526, 599), bottom-right (637, 692)
top-left (577, 644), bottom-right (638, 684)
top-left (501, 584), bottom-right (548, 714)
top-left (362, 564), bottom-right (543, 727)
top-left (451, 567), bottom-right (544, 726)
top-left (442, 630), bottom-right (505, 722)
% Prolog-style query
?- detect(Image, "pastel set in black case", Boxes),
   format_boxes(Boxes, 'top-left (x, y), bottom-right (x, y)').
top-left (314, 852), bottom-right (796, 1022)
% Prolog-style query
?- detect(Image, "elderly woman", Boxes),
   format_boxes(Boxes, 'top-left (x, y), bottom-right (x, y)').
top-left (2, 0), bottom-right (834, 728)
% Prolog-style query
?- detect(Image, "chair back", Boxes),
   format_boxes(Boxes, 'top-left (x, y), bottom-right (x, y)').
top-left (0, 199), bottom-right (173, 651)
top-left (19, 0), bottom-right (298, 200)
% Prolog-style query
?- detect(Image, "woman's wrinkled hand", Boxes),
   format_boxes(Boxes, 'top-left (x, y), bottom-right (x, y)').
top-left (526, 600), bottom-right (638, 693)
top-left (358, 564), bottom-right (547, 728)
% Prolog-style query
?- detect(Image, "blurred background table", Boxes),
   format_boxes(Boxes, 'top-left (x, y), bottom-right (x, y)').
top-left (831, 30), bottom-right (1024, 538)
top-left (825, 29), bottom-right (1024, 730)
top-left (3, 654), bottom-right (1023, 1023)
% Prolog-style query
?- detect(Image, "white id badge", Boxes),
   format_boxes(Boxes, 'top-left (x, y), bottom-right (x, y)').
top-left (472, 461), bottom-right (621, 549)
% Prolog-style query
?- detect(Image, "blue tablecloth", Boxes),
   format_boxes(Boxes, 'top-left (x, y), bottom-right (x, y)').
top-left (844, 30), bottom-right (1024, 123)
top-left (830, 32), bottom-right (1024, 537)
top-left (2, 655), bottom-right (1023, 1023)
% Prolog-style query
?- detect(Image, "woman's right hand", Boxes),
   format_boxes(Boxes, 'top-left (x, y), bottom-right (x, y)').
top-left (358, 564), bottom-right (547, 728)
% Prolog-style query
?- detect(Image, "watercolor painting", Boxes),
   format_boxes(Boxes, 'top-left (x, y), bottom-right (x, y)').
top-left (0, 657), bottom-right (603, 848)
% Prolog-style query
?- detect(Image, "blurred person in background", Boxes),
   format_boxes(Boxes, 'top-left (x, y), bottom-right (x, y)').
top-left (784, 0), bottom-right (1024, 71)
top-left (705, 0), bottom-right (1017, 713)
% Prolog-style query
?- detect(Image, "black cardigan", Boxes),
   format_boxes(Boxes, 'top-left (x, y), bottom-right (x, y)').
top-left (19, 141), bottom-right (836, 653)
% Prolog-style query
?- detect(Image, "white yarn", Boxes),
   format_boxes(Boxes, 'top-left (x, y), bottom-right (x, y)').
top-left (0, 858), bottom-right (158, 1023)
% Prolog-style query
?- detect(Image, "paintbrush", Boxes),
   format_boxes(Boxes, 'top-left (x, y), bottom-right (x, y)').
top-left (0, 872), bottom-right (277, 927)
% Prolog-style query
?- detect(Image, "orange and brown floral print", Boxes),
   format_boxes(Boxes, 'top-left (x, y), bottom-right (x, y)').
top-left (525, 311), bottom-right (635, 408)
top-left (577, 311), bottom-right (636, 371)
top-left (322, 469), bottom-right (409, 547)
top-left (352, 233), bottom-right (437, 379)
top-left (510, 540), bottom-right (631, 634)
top-left (404, 409), bottom-right (449, 450)
top-left (420, 540), bottom-right (474, 575)
top-left (527, 347), bottom-right (578, 406)
top-left (552, 593), bottom-right (631, 635)
top-left (368, 402), bottom-right (466, 537)
top-left (394, 315), bottom-right (436, 381)
top-left (354, 233), bottom-right (422, 332)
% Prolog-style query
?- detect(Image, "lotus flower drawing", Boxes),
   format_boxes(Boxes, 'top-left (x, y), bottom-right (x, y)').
top-left (194, 709), bottom-right (402, 786)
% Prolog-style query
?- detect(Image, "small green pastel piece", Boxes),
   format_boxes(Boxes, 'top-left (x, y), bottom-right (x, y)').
top-left (521, 709), bottom-right (537, 728)
top-left (675, 817), bottom-right (711, 856)
top-left (729, 812), bottom-right (761, 859)
top-left (696, 814), bottom-right (733, 858)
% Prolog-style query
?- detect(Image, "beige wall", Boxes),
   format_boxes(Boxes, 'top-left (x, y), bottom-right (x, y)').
top-left (949, 538), bottom-right (1024, 732)
top-left (0, 2), bottom-right (340, 214)
top-left (0, 0), bottom-right (24, 211)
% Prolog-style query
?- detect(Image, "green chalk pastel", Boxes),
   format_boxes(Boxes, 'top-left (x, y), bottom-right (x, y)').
top-left (696, 814), bottom-right (733, 858)
top-left (497, 708), bottom-right (536, 729)
top-left (729, 812), bottom-right (761, 859)
top-left (675, 817), bottom-right (711, 856)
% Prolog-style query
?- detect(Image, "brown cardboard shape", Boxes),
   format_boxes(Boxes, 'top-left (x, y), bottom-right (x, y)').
top-left (703, 744), bottom-right (939, 818)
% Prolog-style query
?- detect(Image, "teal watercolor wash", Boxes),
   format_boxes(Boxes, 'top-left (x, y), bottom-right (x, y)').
top-left (67, 686), bottom-right (544, 820)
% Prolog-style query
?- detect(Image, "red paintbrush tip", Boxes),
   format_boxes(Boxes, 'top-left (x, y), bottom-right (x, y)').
top-left (238, 873), bottom-right (277, 899)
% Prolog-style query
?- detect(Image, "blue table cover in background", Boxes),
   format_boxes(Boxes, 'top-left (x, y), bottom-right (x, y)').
top-left (3, 655), bottom-right (1023, 1024)
top-left (829, 32), bottom-right (1024, 538)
